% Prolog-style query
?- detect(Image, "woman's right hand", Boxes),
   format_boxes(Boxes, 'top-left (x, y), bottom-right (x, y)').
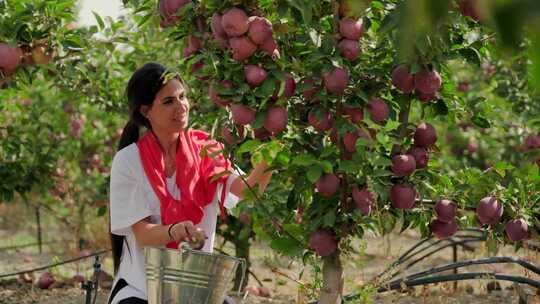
top-left (169, 221), bottom-right (206, 248)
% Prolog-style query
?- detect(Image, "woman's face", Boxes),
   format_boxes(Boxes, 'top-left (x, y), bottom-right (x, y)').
top-left (141, 78), bottom-right (190, 133)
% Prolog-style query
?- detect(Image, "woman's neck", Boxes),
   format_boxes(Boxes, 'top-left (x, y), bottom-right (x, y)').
top-left (151, 129), bottom-right (184, 156)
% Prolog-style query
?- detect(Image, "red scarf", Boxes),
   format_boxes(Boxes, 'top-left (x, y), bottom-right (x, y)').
top-left (137, 129), bottom-right (231, 248)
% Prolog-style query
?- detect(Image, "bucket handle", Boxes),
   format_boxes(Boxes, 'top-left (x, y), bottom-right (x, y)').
top-left (237, 258), bottom-right (247, 297)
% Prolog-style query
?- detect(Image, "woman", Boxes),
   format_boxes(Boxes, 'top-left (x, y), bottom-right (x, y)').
top-left (108, 62), bottom-right (272, 304)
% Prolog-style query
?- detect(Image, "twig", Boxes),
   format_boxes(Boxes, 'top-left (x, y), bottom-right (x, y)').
top-left (271, 267), bottom-right (305, 286)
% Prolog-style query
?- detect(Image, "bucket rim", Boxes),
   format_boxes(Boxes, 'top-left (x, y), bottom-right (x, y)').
top-left (144, 246), bottom-right (245, 263)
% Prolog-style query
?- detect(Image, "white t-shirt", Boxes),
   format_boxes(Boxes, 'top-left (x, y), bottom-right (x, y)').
top-left (108, 143), bottom-right (242, 304)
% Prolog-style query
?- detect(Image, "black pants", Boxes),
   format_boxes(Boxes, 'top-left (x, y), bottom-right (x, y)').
top-left (116, 295), bottom-right (236, 304)
top-left (118, 298), bottom-right (147, 304)
top-left (110, 278), bottom-right (236, 304)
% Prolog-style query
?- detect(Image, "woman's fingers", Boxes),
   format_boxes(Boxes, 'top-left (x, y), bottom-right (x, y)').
top-left (171, 222), bottom-right (188, 242)
top-left (183, 221), bottom-right (198, 241)
top-left (190, 228), bottom-right (206, 250)
top-left (170, 221), bottom-right (206, 249)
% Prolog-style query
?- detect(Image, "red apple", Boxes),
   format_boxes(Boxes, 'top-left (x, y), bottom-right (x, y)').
top-left (523, 135), bottom-right (540, 150)
top-left (459, 0), bottom-right (484, 22)
top-left (435, 199), bottom-right (457, 223)
top-left (273, 74), bottom-right (296, 99)
top-left (476, 196), bottom-right (503, 225)
top-left (430, 219), bottom-right (458, 239)
top-left (238, 212), bottom-right (251, 225)
top-left (247, 16), bottom-right (273, 45)
top-left (315, 174), bottom-right (340, 197)
top-left (414, 68), bottom-right (442, 95)
top-left (418, 91), bottom-right (436, 103)
top-left (183, 35), bottom-right (202, 58)
top-left (352, 186), bottom-right (375, 215)
top-left (258, 286), bottom-right (271, 297)
top-left (263, 106), bottom-right (288, 134)
top-left (308, 108), bottom-right (333, 132)
top-left (407, 146), bottom-right (429, 169)
top-left (368, 98), bottom-right (389, 123)
top-left (37, 272), bottom-right (56, 289)
top-left (209, 80), bottom-right (234, 108)
top-left (505, 219), bottom-right (530, 242)
top-left (458, 81), bottom-right (470, 92)
top-left (0, 43), bottom-right (23, 72)
top-left (343, 106), bottom-right (363, 124)
top-left (414, 122), bottom-right (437, 148)
top-left (244, 65), bottom-right (268, 87)
top-left (339, 18), bottom-right (364, 40)
top-left (390, 184), bottom-right (416, 209)
top-left (324, 67), bottom-right (349, 95)
top-left (158, 0), bottom-right (191, 22)
top-left (308, 229), bottom-right (338, 257)
top-left (222, 125), bottom-right (245, 145)
top-left (338, 39), bottom-right (360, 61)
top-left (231, 104), bottom-right (256, 125)
top-left (211, 13), bottom-right (228, 41)
top-left (260, 37), bottom-right (279, 57)
top-left (302, 78), bottom-right (320, 100)
top-left (254, 127), bottom-right (272, 140)
top-left (391, 154), bottom-right (416, 177)
top-left (391, 65), bottom-right (414, 93)
top-left (221, 8), bottom-right (249, 37)
top-left (229, 36), bottom-right (257, 61)
top-left (343, 131), bottom-right (360, 153)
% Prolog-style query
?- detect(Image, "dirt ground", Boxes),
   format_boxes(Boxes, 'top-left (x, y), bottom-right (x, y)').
top-left (1, 203), bottom-right (540, 303)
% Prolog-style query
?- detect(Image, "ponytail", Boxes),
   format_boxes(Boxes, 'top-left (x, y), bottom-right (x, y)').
top-left (118, 121), bottom-right (140, 151)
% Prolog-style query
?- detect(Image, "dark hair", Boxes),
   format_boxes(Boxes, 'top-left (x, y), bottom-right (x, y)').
top-left (111, 62), bottom-right (185, 274)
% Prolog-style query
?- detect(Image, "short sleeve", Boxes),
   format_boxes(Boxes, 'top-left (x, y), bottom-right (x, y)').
top-left (109, 149), bottom-right (153, 236)
top-left (214, 166), bottom-right (246, 210)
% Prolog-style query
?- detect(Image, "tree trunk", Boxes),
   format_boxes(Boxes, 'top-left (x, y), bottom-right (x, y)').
top-left (233, 234), bottom-right (250, 292)
top-left (35, 206), bottom-right (42, 254)
top-left (319, 251), bottom-right (344, 304)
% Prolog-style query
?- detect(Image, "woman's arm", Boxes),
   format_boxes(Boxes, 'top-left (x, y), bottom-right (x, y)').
top-left (132, 218), bottom-right (205, 247)
top-left (229, 161), bottom-right (273, 199)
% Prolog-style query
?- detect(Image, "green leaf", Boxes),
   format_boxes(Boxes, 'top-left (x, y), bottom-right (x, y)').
top-left (432, 100), bottom-right (448, 116)
top-left (384, 120), bottom-right (401, 132)
top-left (92, 11), bottom-right (105, 30)
top-left (307, 165), bottom-right (323, 183)
top-left (282, 223), bottom-right (304, 239)
top-left (323, 210), bottom-right (336, 226)
top-left (292, 154), bottom-right (316, 166)
top-left (493, 162), bottom-right (513, 178)
top-left (270, 236), bottom-right (303, 256)
top-left (237, 140), bottom-right (261, 155)
top-left (459, 47), bottom-right (481, 66)
top-left (97, 206), bottom-right (107, 217)
top-left (471, 115), bottom-right (491, 129)
top-left (339, 160), bottom-right (359, 174)
top-left (319, 160), bottom-right (333, 174)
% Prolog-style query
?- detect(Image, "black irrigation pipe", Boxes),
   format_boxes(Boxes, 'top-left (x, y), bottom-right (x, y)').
top-left (401, 256), bottom-right (540, 282)
top-left (0, 240), bottom-right (60, 252)
top-left (0, 249), bottom-right (110, 279)
top-left (374, 235), bottom-right (485, 283)
top-left (394, 232), bottom-right (485, 264)
top-left (382, 230), bottom-right (485, 272)
top-left (396, 238), bottom-right (486, 278)
top-left (377, 272), bottom-right (540, 293)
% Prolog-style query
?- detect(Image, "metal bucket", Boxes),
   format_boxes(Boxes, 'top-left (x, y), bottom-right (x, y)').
top-left (145, 245), bottom-right (246, 304)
